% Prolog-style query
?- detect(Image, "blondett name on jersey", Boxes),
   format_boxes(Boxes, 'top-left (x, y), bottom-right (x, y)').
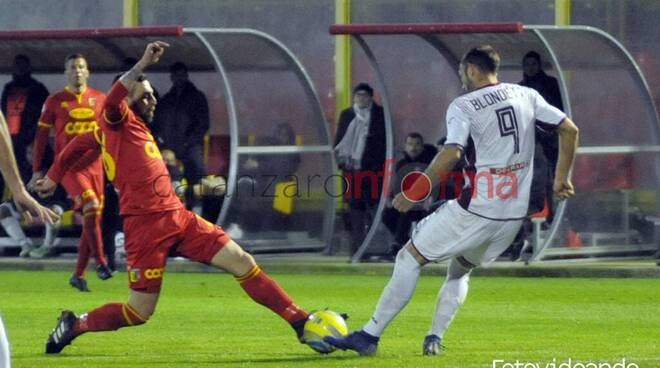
top-left (445, 82), bottom-right (566, 220)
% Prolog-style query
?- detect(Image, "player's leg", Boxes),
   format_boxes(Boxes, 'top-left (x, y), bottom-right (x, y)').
top-left (326, 201), bottom-right (484, 355)
top-left (0, 313), bottom-right (10, 368)
top-left (30, 204), bottom-right (63, 258)
top-left (0, 202), bottom-right (34, 257)
top-left (324, 242), bottom-right (426, 356)
top-left (176, 210), bottom-right (309, 341)
top-left (80, 194), bottom-right (112, 280)
top-left (46, 214), bottom-right (168, 354)
top-left (424, 257), bottom-right (473, 355)
top-left (209, 240), bottom-right (309, 340)
top-left (423, 218), bottom-right (523, 355)
top-left (45, 290), bottom-right (156, 354)
top-left (59, 176), bottom-right (93, 289)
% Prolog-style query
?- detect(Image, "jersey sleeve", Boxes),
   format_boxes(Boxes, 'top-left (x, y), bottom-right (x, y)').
top-left (32, 96), bottom-right (56, 172)
top-left (444, 101), bottom-right (471, 148)
top-left (532, 89), bottom-right (566, 126)
top-left (46, 131), bottom-right (99, 183)
top-left (103, 82), bottom-right (130, 126)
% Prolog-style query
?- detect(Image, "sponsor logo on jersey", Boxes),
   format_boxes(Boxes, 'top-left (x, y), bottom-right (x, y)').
top-left (64, 120), bottom-right (98, 135)
top-left (144, 268), bottom-right (165, 280)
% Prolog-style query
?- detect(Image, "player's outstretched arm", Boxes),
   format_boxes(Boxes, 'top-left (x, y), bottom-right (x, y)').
top-left (554, 117), bottom-right (579, 200)
top-left (0, 111), bottom-right (60, 224)
top-left (392, 145), bottom-right (462, 213)
top-left (34, 132), bottom-right (100, 199)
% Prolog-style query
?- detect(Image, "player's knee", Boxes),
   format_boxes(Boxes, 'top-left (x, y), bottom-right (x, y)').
top-left (82, 198), bottom-right (100, 213)
top-left (129, 302), bottom-right (155, 322)
top-left (447, 257), bottom-right (474, 280)
top-left (238, 250), bottom-right (256, 269)
top-left (396, 247), bottom-right (422, 270)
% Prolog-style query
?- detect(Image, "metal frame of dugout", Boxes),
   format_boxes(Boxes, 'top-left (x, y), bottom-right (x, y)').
top-left (330, 23), bottom-right (660, 263)
top-left (0, 26), bottom-right (336, 254)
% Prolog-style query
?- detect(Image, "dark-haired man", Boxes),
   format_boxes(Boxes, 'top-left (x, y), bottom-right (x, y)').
top-left (334, 82), bottom-right (386, 255)
top-left (152, 61), bottom-right (209, 207)
top-left (38, 42), bottom-right (311, 356)
top-left (1, 55), bottom-right (49, 196)
top-left (29, 54), bottom-right (111, 290)
top-left (326, 45), bottom-right (579, 356)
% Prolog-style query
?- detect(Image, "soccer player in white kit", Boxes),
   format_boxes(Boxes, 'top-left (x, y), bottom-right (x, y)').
top-left (325, 45), bottom-right (579, 356)
top-left (0, 110), bottom-right (60, 368)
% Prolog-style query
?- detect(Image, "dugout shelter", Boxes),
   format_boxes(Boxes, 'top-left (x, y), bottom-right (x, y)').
top-left (330, 23), bottom-right (660, 263)
top-left (0, 26), bottom-right (336, 253)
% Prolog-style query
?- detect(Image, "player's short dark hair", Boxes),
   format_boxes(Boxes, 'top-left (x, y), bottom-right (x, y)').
top-left (461, 45), bottom-right (500, 73)
top-left (352, 82), bottom-right (373, 96)
top-left (170, 61), bottom-right (188, 73)
top-left (523, 51), bottom-right (541, 63)
top-left (64, 53), bottom-right (86, 64)
top-left (407, 132), bottom-right (424, 142)
top-left (14, 54), bottom-right (30, 65)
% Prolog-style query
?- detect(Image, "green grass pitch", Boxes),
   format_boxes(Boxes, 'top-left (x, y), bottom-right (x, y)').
top-left (1, 271), bottom-right (658, 367)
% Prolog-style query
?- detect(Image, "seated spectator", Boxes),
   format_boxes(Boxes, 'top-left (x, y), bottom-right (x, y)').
top-left (382, 135), bottom-right (466, 260)
top-left (227, 123), bottom-right (301, 237)
top-left (384, 133), bottom-right (437, 257)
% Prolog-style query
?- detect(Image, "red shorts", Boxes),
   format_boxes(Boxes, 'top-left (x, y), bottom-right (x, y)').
top-left (124, 208), bottom-right (231, 293)
top-left (60, 163), bottom-right (104, 210)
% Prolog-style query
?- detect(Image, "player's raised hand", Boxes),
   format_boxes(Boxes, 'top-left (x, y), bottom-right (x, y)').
top-left (553, 178), bottom-right (575, 200)
top-left (140, 41), bottom-right (169, 66)
top-left (13, 188), bottom-right (60, 225)
top-left (34, 176), bottom-right (57, 199)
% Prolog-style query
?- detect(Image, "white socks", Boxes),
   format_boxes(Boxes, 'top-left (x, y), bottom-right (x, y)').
top-left (42, 204), bottom-right (63, 248)
top-left (429, 258), bottom-right (471, 338)
top-left (0, 217), bottom-right (31, 247)
top-left (363, 249), bottom-right (422, 337)
top-left (0, 314), bottom-right (10, 368)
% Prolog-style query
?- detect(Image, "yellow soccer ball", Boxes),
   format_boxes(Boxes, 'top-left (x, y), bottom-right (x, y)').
top-left (303, 310), bottom-right (348, 354)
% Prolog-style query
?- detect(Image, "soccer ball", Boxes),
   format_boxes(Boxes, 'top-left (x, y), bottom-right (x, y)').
top-left (303, 310), bottom-right (348, 354)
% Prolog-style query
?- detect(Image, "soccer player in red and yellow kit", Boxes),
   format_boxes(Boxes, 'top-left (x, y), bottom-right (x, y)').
top-left (29, 54), bottom-right (112, 291)
top-left (38, 42), bottom-right (311, 355)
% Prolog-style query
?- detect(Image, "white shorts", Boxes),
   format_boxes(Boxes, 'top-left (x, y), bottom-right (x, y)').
top-left (411, 200), bottom-right (522, 267)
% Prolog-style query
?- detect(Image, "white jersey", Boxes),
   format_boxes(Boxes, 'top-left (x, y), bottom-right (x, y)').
top-left (445, 82), bottom-right (566, 220)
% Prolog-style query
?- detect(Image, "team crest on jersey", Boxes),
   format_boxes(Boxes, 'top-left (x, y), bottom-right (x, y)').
top-left (88, 97), bottom-right (96, 106)
top-left (128, 268), bottom-right (140, 283)
top-left (60, 101), bottom-right (69, 109)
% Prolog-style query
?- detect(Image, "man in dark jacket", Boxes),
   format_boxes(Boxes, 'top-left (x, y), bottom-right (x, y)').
top-left (508, 51), bottom-right (565, 259)
top-left (0, 54), bottom-right (49, 195)
top-left (152, 62), bottom-right (210, 201)
top-left (334, 83), bottom-right (386, 255)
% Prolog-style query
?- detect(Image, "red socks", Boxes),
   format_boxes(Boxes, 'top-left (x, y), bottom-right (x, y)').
top-left (236, 265), bottom-right (308, 324)
top-left (74, 303), bottom-right (146, 336)
top-left (74, 211), bottom-right (106, 277)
